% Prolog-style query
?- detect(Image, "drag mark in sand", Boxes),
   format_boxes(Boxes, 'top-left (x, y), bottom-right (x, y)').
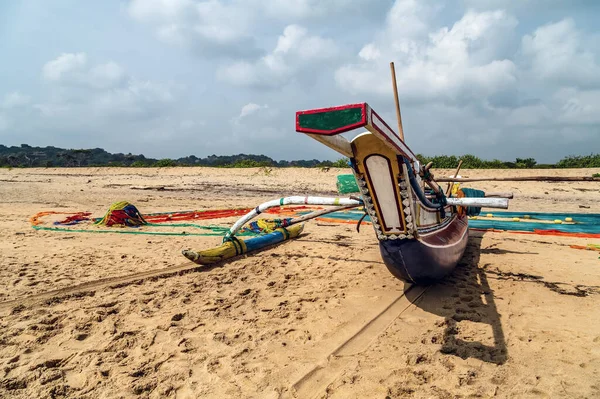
top-left (0, 260), bottom-right (214, 314)
top-left (286, 284), bottom-right (428, 399)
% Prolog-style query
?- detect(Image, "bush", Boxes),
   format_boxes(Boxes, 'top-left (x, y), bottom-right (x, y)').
top-left (331, 158), bottom-right (350, 168)
top-left (227, 159), bottom-right (273, 168)
top-left (131, 161), bottom-right (150, 167)
top-left (154, 159), bottom-right (178, 167)
top-left (515, 158), bottom-right (537, 168)
top-left (556, 154), bottom-right (600, 168)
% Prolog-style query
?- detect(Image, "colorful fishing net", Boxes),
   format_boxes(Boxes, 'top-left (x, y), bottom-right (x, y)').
top-left (55, 212), bottom-right (92, 225)
top-left (95, 201), bottom-right (148, 227)
top-left (30, 203), bottom-right (307, 237)
top-left (30, 200), bottom-right (600, 240)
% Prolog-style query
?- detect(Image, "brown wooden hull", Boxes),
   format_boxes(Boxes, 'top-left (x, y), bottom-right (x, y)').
top-left (379, 212), bottom-right (469, 284)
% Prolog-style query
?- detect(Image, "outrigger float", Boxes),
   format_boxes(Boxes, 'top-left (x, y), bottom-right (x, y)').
top-left (182, 62), bottom-right (514, 284)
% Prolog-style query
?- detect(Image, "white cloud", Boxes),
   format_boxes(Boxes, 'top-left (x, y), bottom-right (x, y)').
top-left (231, 102), bottom-right (278, 125)
top-left (42, 53), bottom-right (128, 90)
top-left (358, 44), bottom-right (381, 61)
top-left (128, 0), bottom-right (259, 57)
top-left (335, 6), bottom-right (518, 104)
top-left (229, 102), bottom-right (283, 144)
top-left (88, 62), bottom-right (127, 89)
top-left (1, 91), bottom-right (31, 108)
top-left (384, 0), bottom-right (435, 39)
top-left (217, 25), bottom-right (339, 88)
top-left (522, 18), bottom-right (600, 88)
top-left (127, 0), bottom-right (385, 59)
top-left (36, 54), bottom-right (175, 122)
top-left (88, 78), bottom-right (174, 118)
top-left (42, 52), bottom-right (87, 81)
top-left (239, 103), bottom-right (268, 118)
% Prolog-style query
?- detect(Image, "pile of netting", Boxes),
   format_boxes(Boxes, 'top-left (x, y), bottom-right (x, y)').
top-left (95, 201), bottom-right (147, 227)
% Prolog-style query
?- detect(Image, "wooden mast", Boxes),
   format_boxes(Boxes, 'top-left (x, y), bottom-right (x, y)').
top-left (389, 62), bottom-right (405, 141)
top-left (390, 61), bottom-right (443, 195)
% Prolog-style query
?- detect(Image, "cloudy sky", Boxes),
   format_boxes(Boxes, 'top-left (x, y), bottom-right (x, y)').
top-left (1, 0), bottom-right (599, 163)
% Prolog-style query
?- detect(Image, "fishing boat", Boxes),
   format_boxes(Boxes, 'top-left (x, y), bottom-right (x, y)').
top-left (294, 100), bottom-right (509, 283)
top-left (182, 63), bottom-right (510, 284)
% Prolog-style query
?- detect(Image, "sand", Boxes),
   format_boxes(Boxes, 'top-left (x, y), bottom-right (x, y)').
top-left (0, 166), bottom-right (599, 398)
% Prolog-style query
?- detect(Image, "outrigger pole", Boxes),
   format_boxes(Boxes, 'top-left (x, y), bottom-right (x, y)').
top-left (436, 176), bottom-right (600, 182)
top-left (182, 196), bottom-right (363, 265)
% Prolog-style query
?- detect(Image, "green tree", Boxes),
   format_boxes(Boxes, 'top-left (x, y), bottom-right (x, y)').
top-left (331, 158), bottom-right (350, 168)
top-left (515, 158), bottom-right (537, 168)
top-left (154, 159), bottom-right (178, 167)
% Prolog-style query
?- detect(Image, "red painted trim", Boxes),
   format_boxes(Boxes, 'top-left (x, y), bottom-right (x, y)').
top-left (296, 103), bottom-right (367, 135)
top-left (370, 108), bottom-right (400, 140)
top-left (369, 108), bottom-right (416, 160)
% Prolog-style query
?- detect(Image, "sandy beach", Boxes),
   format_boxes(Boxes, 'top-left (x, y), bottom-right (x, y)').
top-left (1, 166), bottom-right (599, 398)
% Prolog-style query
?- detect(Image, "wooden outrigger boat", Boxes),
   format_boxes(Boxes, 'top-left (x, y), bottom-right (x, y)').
top-left (183, 63), bottom-right (511, 284)
top-left (294, 101), bottom-right (508, 283)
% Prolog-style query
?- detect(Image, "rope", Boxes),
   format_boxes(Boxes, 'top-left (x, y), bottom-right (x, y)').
top-left (31, 224), bottom-right (245, 236)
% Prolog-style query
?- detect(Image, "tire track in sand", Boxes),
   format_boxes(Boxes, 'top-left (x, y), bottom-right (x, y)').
top-left (277, 284), bottom-right (428, 399)
top-left (0, 260), bottom-right (208, 313)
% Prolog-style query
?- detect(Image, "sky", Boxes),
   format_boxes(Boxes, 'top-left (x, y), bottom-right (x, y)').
top-left (1, 0), bottom-right (599, 163)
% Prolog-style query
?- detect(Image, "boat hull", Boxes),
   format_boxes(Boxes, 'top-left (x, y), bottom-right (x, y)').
top-left (379, 213), bottom-right (469, 284)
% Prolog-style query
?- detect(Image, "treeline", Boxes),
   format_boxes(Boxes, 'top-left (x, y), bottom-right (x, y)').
top-left (0, 144), bottom-right (348, 168)
top-left (415, 154), bottom-right (600, 169)
top-left (1, 144), bottom-right (599, 169)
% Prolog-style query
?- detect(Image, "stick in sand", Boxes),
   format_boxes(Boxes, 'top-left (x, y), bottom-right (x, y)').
top-left (445, 159), bottom-right (463, 196)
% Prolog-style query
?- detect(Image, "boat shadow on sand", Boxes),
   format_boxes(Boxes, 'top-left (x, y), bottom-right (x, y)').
top-left (406, 230), bottom-right (508, 365)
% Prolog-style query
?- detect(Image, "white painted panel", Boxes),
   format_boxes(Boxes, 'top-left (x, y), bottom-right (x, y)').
top-left (365, 155), bottom-right (403, 233)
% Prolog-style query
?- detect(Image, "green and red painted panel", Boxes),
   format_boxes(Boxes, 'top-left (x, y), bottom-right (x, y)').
top-left (296, 103), bottom-right (367, 135)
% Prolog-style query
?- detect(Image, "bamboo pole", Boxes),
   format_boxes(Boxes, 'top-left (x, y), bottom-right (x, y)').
top-left (485, 192), bottom-right (514, 199)
top-left (390, 62), bottom-right (405, 141)
top-left (446, 197), bottom-right (508, 209)
top-left (435, 176), bottom-right (600, 183)
top-left (445, 159), bottom-right (463, 196)
top-left (428, 192), bottom-right (514, 199)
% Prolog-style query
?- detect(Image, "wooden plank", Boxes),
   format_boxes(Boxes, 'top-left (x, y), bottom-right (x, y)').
top-left (306, 133), bottom-right (353, 158)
